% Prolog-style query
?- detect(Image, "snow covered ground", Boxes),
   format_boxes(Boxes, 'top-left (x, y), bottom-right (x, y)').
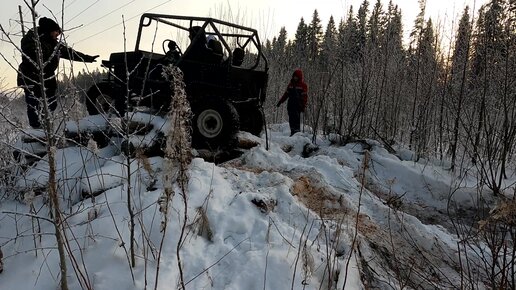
top-left (0, 123), bottom-right (514, 289)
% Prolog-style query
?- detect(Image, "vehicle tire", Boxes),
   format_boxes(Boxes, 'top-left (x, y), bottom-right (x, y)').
top-left (240, 107), bottom-right (264, 136)
top-left (192, 96), bottom-right (239, 150)
top-left (86, 83), bottom-right (125, 116)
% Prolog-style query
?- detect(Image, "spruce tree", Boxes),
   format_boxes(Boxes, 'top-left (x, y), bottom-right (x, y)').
top-left (407, 0), bottom-right (439, 157)
top-left (449, 7), bottom-right (472, 169)
top-left (471, 0), bottom-right (506, 79)
top-left (307, 10), bottom-right (323, 62)
top-left (383, 2), bottom-right (403, 58)
top-left (293, 17), bottom-right (309, 64)
top-left (470, 0), bottom-right (515, 191)
top-left (320, 16), bottom-right (339, 132)
top-left (451, 8), bottom-right (472, 79)
top-left (274, 27), bottom-right (288, 57)
top-left (415, 19), bottom-right (438, 156)
top-left (368, 0), bottom-right (385, 49)
top-left (338, 6), bottom-right (360, 63)
top-left (407, 0), bottom-right (426, 150)
top-left (470, 0), bottom-right (507, 163)
top-left (271, 27), bottom-right (288, 64)
top-left (420, 19), bottom-right (437, 71)
top-left (357, 0), bottom-right (370, 58)
top-left (374, 1), bottom-right (404, 139)
top-left (320, 16), bottom-right (337, 69)
top-left (410, 0), bottom-right (427, 51)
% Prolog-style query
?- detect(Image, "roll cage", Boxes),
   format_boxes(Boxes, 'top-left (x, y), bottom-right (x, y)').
top-left (134, 13), bottom-right (268, 71)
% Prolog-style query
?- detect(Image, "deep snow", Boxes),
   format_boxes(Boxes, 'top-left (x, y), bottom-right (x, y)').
top-left (0, 122), bottom-right (514, 289)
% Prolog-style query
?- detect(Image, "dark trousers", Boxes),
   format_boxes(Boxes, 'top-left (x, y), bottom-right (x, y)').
top-left (288, 108), bottom-right (301, 136)
top-left (24, 83), bottom-right (57, 128)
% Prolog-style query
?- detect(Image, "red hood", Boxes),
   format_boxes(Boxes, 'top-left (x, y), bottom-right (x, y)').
top-left (293, 69), bottom-right (304, 82)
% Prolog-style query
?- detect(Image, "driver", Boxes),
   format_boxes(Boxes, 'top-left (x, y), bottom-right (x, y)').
top-left (182, 26), bottom-right (210, 62)
top-left (164, 40), bottom-right (181, 63)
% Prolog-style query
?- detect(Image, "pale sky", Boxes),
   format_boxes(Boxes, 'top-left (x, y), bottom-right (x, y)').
top-left (0, 0), bottom-right (487, 89)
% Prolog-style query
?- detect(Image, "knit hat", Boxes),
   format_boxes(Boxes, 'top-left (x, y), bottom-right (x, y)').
top-left (38, 17), bottom-right (61, 34)
top-left (189, 26), bottom-right (205, 41)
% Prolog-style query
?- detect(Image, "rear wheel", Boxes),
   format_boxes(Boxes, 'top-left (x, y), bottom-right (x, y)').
top-left (86, 83), bottom-right (125, 116)
top-left (192, 96), bottom-right (239, 149)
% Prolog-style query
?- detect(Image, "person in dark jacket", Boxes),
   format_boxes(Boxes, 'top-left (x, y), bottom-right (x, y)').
top-left (182, 26), bottom-right (209, 62)
top-left (276, 69), bottom-right (308, 136)
top-left (17, 17), bottom-right (98, 128)
top-left (164, 40), bottom-right (181, 63)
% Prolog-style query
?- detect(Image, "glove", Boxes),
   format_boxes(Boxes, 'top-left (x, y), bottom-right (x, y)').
top-left (84, 55), bottom-right (99, 63)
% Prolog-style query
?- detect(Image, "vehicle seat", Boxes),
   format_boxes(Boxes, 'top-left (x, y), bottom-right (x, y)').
top-left (232, 47), bottom-right (244, 66)
top-left (207, 38), bottom-right (224, 63)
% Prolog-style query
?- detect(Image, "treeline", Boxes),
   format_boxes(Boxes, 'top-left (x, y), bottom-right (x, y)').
top-left (57, 68), bottom-right (106, 97)
top-left (263, 0), bottom-right (515, 191)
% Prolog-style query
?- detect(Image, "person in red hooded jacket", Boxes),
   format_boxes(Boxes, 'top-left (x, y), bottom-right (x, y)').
top-left (276, 69), bottom-right (308, 136)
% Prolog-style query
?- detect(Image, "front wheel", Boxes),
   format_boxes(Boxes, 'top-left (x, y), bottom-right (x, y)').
top-left (192, 96), bottom-right (239, 150)
top-left (86, 83), bottom-right (125, 116)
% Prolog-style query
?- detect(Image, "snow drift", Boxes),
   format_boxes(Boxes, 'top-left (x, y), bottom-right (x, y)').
top-left (0, 123), bottom-right (513, 290)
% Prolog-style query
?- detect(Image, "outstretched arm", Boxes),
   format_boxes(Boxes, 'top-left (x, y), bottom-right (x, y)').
top-left (59, 44), bottom-right (98, 62)
top-left (276, 89), bottom-right (289, 107)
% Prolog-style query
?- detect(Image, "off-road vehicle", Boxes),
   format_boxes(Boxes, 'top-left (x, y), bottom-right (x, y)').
top-left (86, 13), bottom-right (268, 149)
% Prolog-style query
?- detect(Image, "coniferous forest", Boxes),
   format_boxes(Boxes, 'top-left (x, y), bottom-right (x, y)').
top-left (263, 0), bottom-right (515, 195)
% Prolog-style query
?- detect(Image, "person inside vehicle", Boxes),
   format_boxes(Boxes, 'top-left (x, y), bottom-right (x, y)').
top-left (206, 35), bottom-right (223, 63)
top-left (18, 17), bottom-right (98, 129)
top-left (164, 40), bottom-right (181, 64)
top-left (232, 47), bottom-right (245, 66)
top-left (183, 27), bottom-right (226, 64)
top-left (182, 26), bottom-right (210, 62)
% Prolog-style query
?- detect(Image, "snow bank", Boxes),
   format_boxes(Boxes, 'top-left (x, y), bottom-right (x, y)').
top-left (1, 123), bottom-right (509, 290)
